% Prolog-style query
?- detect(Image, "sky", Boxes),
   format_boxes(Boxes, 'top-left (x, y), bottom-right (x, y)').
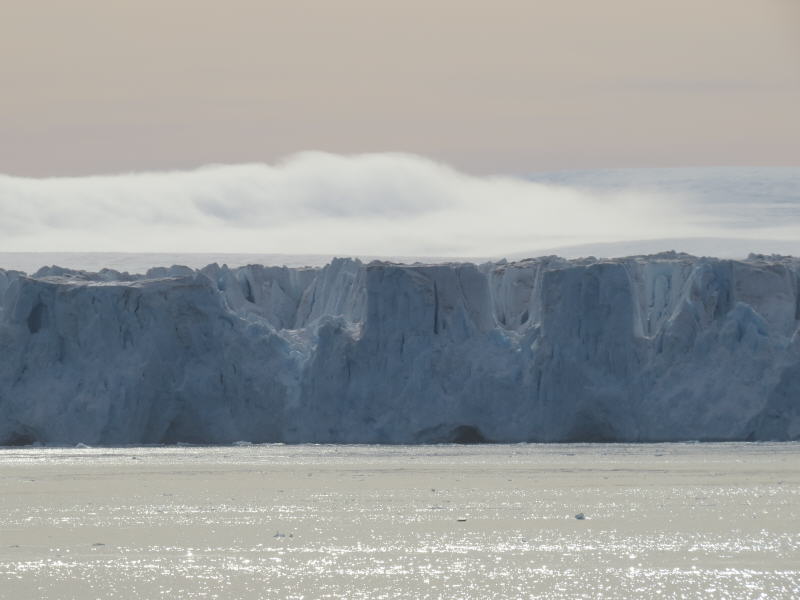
top-left (1, 1), bottom-right (799, 259)
top-left (2, 0), bottom-right (799, 176)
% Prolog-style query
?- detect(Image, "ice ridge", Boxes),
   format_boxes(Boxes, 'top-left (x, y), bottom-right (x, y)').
top-left (1, 253), bottom-right (799, 444)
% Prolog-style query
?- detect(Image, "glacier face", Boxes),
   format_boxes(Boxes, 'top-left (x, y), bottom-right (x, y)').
top-left (1, 253), bottom-right (799, 445)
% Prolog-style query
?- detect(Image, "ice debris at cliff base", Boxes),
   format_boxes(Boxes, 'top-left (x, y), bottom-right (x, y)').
top-left (1, 252), bottom-right (799, 445)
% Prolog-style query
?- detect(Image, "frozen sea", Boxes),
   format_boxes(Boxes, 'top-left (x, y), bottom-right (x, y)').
top-left (0, 443), bottom-right (798, 599)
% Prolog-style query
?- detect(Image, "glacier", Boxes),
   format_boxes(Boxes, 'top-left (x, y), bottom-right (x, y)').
top-left (1, 252), bottom-right (799, 445)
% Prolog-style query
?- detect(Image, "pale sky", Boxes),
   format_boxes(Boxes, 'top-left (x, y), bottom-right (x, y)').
top-left (2, 0), bottom-right (799, 176)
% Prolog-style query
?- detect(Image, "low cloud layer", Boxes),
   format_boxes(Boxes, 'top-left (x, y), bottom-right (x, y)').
top-left (1, 153), bottom-right (798, 259)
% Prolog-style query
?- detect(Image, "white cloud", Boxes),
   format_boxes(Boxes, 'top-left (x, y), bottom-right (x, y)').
top-left (1, 153), bottom-right (798, 258)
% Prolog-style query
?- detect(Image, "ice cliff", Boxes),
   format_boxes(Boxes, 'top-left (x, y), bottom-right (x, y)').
top-left (1, 253), bottom-right (799, 444)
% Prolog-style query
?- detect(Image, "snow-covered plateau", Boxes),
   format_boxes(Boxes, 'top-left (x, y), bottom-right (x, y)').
top-left (1, 252), bottom-right (799, 444)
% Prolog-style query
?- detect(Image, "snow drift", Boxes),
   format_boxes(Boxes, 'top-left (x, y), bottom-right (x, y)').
top-left (1, 253), bottom-right (799, 444)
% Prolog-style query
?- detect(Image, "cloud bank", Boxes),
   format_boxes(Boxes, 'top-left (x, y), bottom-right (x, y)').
top-left (1, 153), bottom-right (799, 258)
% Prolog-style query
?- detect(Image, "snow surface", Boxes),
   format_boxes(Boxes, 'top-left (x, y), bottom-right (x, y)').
top-left (1, 253), bottom-right (800, 444)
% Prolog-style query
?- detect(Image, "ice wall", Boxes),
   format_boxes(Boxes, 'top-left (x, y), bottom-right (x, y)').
top-left (1, 253), bottom-right (799, 444)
